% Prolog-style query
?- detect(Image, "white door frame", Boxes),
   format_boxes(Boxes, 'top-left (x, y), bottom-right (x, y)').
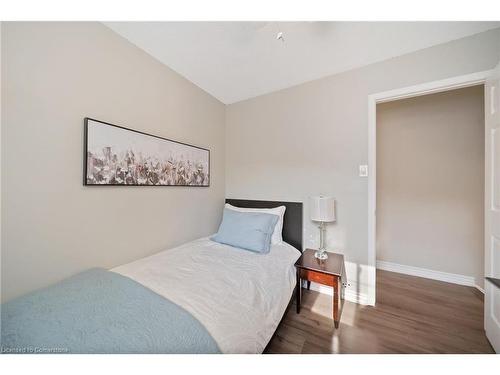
top-left (367, 70), bottom-right (492, 305)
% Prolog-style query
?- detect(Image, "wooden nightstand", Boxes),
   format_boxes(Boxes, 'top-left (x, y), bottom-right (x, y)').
top-left (295, 249), bottom-right (345, 328)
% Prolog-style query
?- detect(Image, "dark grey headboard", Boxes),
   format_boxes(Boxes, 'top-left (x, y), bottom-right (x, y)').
top-left (225, 199), bottom-right (303, 252)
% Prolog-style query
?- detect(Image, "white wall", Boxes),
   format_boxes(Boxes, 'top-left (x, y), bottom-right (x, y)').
top-left (377, 86), bottom-right (485, 287)
top-left (226, 28), bottom-right (500, 303)
top-left (1, 22), bottom-right (226, 302)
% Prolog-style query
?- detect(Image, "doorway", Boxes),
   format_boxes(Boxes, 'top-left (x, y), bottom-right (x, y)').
top-left (367, 70), bottom-right (492, 305)
top-left (375, 86), bottom-right (485, 289)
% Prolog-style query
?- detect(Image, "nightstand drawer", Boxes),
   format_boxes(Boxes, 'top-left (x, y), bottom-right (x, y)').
top-left (300, 269), bottom-right (334, 286)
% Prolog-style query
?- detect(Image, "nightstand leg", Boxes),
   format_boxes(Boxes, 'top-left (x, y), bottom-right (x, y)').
top-left (306, 281), bottom-right (311, 290)
top-left (296, 268), bottom-right (301, 314)
top-left (333, 277), bottom-right (340, 328)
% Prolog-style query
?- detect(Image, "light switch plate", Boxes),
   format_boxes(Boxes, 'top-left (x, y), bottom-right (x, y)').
top-left (359, 165), bottom-right (368, 177)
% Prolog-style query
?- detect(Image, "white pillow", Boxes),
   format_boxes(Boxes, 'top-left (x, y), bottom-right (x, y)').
top-left (225, 203), bottom-right (286, 245)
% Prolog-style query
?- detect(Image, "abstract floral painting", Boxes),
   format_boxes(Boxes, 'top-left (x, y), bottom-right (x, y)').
top-left (84, 118), bottom-right (210, 186)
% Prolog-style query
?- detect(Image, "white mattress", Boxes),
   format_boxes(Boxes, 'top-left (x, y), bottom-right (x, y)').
top-left (111, 237), bottom-right (300, 353)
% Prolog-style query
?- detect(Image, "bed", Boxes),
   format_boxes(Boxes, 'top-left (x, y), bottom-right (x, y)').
top-left (1, 199), bottom-right (303, 354)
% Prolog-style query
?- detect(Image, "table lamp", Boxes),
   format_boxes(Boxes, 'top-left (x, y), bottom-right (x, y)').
top-left (310, 196), bottom-right (336, 260)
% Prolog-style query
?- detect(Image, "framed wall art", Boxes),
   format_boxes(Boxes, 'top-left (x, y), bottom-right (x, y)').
top-left (84, 118), bottom-right (210, 186)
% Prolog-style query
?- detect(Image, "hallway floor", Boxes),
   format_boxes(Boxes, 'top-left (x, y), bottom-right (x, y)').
top-left (265, 270), bottom-right (494, 353)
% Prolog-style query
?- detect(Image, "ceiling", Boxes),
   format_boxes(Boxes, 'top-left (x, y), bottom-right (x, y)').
top-left (105, 22), bottom-right (500, 104)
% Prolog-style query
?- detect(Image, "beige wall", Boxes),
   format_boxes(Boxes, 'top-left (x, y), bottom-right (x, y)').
top-left (377, 86), bottom-right (485, 287)
top-left (1, 22), bottom-right (225, 301)
top-left (2, 23), bottom-right (500, 303)
top-left (226, 28), bottom-right (500, 302)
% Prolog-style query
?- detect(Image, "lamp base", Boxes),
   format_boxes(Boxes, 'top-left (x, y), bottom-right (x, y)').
top-left (314, 249), bottom-right (328, 260)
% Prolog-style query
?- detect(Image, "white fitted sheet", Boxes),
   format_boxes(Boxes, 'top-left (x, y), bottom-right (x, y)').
top-left (111, 237), bottom-right (300, 353)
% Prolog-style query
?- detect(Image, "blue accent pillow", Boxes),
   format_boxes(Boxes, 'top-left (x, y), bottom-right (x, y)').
top-left (211, 208), bottom-right (279, 254)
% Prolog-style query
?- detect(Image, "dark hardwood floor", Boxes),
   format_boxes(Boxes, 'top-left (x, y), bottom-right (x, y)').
top-left (265, 270), bottom-right (495, 354)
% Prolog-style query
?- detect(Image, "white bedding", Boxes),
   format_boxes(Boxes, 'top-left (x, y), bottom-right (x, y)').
top-left (111, 237), bottom-right (300, 353)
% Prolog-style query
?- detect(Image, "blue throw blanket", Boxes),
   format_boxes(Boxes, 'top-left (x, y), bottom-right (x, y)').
top-left (1, 268), bottom-right (220, 354)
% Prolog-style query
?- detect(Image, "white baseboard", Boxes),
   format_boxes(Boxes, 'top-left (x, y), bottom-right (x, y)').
top-left (475, 285), bottom-right (485, 294)
top-left (307, 282), bottom-right (372, 306)
top-left (304, 261), bottom-right (484, 306)
top-left (376, 260), bottom-right (479, 289)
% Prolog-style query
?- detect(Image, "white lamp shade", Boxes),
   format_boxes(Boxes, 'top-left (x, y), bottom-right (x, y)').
top-left (310, 196), bottom-right (336, 222)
